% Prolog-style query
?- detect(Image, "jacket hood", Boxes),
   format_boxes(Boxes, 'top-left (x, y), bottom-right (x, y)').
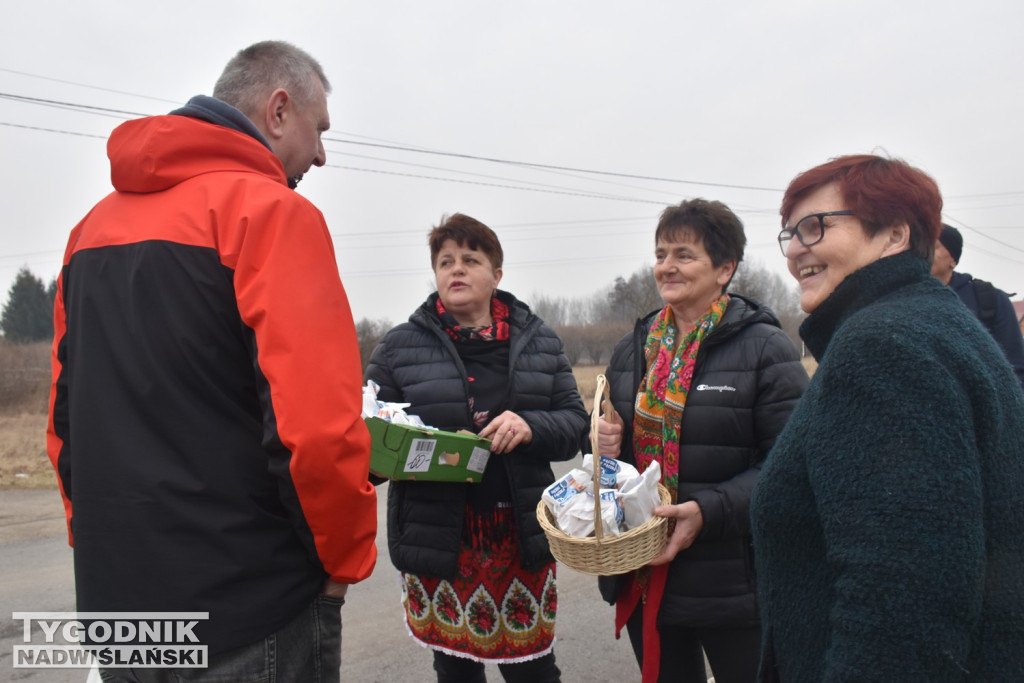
top-left (107, 114), bottom-right (288, 194)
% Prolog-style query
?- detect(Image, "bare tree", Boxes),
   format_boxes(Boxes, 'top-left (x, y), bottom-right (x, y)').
top-left (581, 321), bottom-right (632, 366)
top-left (604, 267), bottom-right (660, 323)
top-left (529, 294), bottom-right (569, 327)
top-left (553, 324), bottom-right (587, 366)
top-left (730, 259), bottom-right (804, 346)
top-left (355, 317), bottom-right (393, 373)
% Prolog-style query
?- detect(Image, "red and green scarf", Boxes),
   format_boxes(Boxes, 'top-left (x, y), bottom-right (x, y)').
top-left (615, 294), bottom-right (729, 683)
top-left (633, 294), bottom-right (729, 493)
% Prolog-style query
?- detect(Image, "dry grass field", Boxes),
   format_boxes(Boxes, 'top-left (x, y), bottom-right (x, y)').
top-left (0, 339), bottom-right (52, 489)
top-left (0, 359), bottom-right (814, 489)
top-left (0, 340), bottom-right (53, 489)
top-left (0, 413), bottom-right (53, 488)
top-left (572, 364), bottom-right (604, 413)
top-left (0, 357), bottom-right (611, 490)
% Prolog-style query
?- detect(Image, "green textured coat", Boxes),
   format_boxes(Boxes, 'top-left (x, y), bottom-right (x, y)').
top-left (752, 252), bottom-right (1024, 681)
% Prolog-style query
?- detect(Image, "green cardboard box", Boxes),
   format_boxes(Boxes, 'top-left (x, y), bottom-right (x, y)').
top-left (366, 417), bottom-right (493, 483)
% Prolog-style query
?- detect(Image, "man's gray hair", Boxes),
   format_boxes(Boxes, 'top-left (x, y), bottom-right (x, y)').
top-left (213, 41), bottom-right (331, 118)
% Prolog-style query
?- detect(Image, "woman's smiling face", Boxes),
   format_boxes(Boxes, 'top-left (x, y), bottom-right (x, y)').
top-left (784, 183), bottom-right (897, 313)
top-left (654, 229), bottom-right (734, 323)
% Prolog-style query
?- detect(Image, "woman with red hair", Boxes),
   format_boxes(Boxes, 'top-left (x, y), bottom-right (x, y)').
top-left (751, 154), bottom-right (1024, 681)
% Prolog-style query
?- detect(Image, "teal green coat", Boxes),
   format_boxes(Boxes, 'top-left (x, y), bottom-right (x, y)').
top-left (752, 252), bottom-right (1024, 681)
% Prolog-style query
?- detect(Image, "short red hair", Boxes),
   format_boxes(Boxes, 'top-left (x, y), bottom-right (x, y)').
top-left (780, 154), bottom-right (943, 261)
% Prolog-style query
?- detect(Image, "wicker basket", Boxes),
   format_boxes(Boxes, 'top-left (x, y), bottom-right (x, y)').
top-left (536, 374), bottom-right (670, 576)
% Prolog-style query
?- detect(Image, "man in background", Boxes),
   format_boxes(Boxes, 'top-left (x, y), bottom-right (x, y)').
top-left (932, 224), bottom-right (1024, 391)
top-left (47, 41), bottom-right (376, 681)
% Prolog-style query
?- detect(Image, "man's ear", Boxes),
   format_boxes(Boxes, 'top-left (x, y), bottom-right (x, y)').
top-left (262, 88), bottom-right (290, 142)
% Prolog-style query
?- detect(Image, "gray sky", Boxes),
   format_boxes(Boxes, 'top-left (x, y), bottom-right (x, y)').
top-left (2, 0), bottom-right (1022, 326)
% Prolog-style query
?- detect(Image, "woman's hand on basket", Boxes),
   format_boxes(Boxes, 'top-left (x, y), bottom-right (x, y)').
top-left (480, 411), bottom-right (532, 454)
top-left (649, 500), bottom-right (703, 566)
top-left (596, 401), bottom-right (623, 459)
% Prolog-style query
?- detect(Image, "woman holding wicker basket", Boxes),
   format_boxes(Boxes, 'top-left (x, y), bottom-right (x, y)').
top-left (365, 213), bottom-right (587, 683)
top-left (594, 198), bottom-right (808, 683)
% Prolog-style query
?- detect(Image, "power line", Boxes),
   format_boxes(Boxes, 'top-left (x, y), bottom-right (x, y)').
top-left (332, 148), bottom-right (688, 200)
top-left (0, 121), bottom-right (106, 139)
top-left (0, 115), bottom-right (673, 206)
top-left (944, 214), bottom-right (1024, 256)
top-left (330, 150), bottom-right (684, 201)
top-left (4, 87), bottom-right (1024, 205)
top-left (0, 89), bottom-right (779, 193)
top-left (337, 215), bottom-right (653, 241)
top-left (0, 68), bottom-right (180, 105)
top-left (327, 164), bottom-right (667, 205)
top-left (325, 137), bottom-right (786, 193)
top-left (3, 87), bottom-right (1024, 274)
top-left (0, 92), bottom-right (142, 119)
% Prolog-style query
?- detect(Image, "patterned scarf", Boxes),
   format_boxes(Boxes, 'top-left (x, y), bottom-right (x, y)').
top-left (435, 296), bottom-right (511, 342)
top-left (616, 293), bottom-right (729, 683)
top-left (633, 294), bottom-right (729, 495)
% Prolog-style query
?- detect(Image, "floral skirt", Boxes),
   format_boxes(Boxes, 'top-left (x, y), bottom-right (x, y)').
top-left (400, 506), bottom-right (557, 664)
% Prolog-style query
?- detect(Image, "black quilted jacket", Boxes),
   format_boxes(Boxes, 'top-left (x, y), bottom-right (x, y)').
top-left (598, 294), bottom-right (807, 628)
top-left (365, 290), bottom-right (587, 578)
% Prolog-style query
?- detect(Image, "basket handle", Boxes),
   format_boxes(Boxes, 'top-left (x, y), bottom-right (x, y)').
top-left (590, 374), bottom-right (613, 541)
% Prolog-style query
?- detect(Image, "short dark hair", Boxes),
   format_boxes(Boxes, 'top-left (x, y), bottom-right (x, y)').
top-left (428, 214), bottom-right (504, 271)
top-left (213, 41), bottom-right (330, 119)
top-left (780, 154), bottom-right (942, 262)
top-left (655, 198), bottom-right (746, 289)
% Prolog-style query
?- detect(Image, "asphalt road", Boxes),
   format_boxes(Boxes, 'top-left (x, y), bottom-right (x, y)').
top-left (0, 471), bottom-right (648, 682)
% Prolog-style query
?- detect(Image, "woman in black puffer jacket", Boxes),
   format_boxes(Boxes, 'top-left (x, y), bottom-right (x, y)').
top-left (365, 213), bottom-right (586, 683)
top-left (593, 199), bottom-right (807, 683)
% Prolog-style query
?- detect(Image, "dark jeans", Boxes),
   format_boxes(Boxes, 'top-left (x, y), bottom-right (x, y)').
top-left (99, 594), bottom-right (344, 682)
top-left (433, 650), bottom-right (561, 683)
top-left (625, 605), bottom-right (760, 683)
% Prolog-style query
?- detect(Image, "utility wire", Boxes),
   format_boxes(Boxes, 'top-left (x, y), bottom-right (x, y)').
top-left (0, 92), bottom-right (145, 117)
top-left (326, 164), bottom-right (667, 205)
top-left (3, 89), bottom-right (1024, 203)
top-left (2, 89), bottom-right (779, 193)
top-left (2, 89), bottom-right (1023, 269)
top-left (0, 121), bottom-right (106, 139)
top-left (331, 150), bottom-right (684, 200)
top-left (944, 214), bottom-right (1024, 256)
top-left (325, 137), bottom-right (785, 193)
top-left (0, 68), bottom-right (180, 105)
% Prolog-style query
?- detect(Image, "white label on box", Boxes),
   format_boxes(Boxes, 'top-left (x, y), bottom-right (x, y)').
top-left (405, 438), bottom-right (437, 473)
top-left (467, 447), bottom-right (490, 474)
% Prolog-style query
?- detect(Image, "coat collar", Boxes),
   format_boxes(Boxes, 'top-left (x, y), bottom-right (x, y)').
top-left (799, 251), bottom-right (930, 360)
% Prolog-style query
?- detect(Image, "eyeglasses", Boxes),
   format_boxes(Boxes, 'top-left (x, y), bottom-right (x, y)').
top-left (777, 210), bottom-right (857, 256)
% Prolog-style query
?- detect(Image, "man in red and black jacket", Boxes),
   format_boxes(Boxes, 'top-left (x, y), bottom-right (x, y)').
top-left (47, 41), bottom-right (376, 681)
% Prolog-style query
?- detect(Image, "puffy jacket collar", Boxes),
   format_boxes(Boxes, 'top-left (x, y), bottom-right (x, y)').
top-left (412, 289), bottom-right (534, 330)
top-left (107, 106), bottom-right (287, 194)
top-left (633, 293), bottom-right (780, 346)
